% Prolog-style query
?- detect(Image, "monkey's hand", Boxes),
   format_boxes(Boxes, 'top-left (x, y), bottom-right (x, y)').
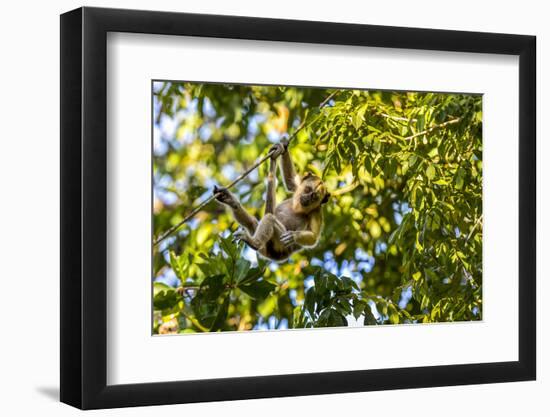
top-left (280, 231), bottom-right (297, 248)
top-left (269, 140), bottom-right (288, 160)
top-left (213, 185), bottom-right (238, 208)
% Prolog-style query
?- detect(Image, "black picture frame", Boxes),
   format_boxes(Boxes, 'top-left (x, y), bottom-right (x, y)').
top-left (60, 6), bottom-right (536, 410)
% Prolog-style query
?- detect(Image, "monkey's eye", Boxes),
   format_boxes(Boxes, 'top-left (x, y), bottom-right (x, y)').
top-left (304, 186), bottom-right (312, 193)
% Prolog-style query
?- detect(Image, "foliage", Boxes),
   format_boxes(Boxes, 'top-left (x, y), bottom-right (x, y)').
top-left (152, 82), bottom-right (482, 334)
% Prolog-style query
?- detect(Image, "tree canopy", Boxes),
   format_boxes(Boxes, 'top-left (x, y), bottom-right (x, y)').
top-left (152, 81), bottom-right (482, 334)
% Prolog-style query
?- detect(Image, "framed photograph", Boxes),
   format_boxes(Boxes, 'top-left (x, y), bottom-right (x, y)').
top-left (60, 6), bottom-right (536, 409)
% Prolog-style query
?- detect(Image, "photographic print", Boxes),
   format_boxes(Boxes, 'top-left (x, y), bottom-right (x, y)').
top-left (152, 82), bottom-right (482, 335)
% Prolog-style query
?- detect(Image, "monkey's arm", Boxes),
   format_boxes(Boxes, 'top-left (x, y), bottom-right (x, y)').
top-left (232, 205), bottom-right (259, 235)
top-left (214, 186), bottom-right (258, 234)
top-left (264, 157), bottom-right (278, 215)
top-left (280, 151), bottom-right (298, 192)
top-left (280, 212), bottom-right (322, 248)
top-left (293, 231), bottom-right (318, 246)
top-left (295, 212), bottom-right (322, 246)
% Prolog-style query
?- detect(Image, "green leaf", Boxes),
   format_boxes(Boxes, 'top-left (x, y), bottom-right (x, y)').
top-left (334, 298), bottom-right (353, 316)
top-left (305, 288), bottom-right (316, 318)
top-left (353, 300), bottom-right (367, 319)
top-left (293, 305), bottom-right (305, 327)
top-left (454, 167), bottom-right (466, 190)
top-left (153, 282), bottom-right (172, 297)
top-left (239, 280), bottom-right (276, 300)
top-left (238, 266), bottom-right (265, 285)
top-left (191, 278), bottom-right (227, 330)
top-left (428, 147), bottom-right (439, 159)
top-left (315, 273), bottom-right (328, 294)
top-left (417, 113), bottom-right (425, 132)
top-left (210, 297), bottom-right (230, 331)
top-left (218, 235), bottom-right (238, 259)
top-left (388, 304), bottom-right (400, 324)
top-left (352, 103), bottom-right (368, 130)
top-left (169, 251), bottom-right (185, 280)
top-left (421, 295), bottom-right (430, 310)
top-left (316, 308), bottom-right (347, 327)
top-left (388, 227), bottom-right (400, 245)
top-left (153, 284), bottom-right (180, 311)
top-left (200, 274), bottom-right (226, 299)
top-left (328, 309), bottom-right (347, 327)
top-left (196, 254), bottom-right (224, 277)
top-left (340, 276), bottom-right (358, 291)
top-left (415, 233), bottom-right (424, 252)
top-left (363, 305), bottom-right (378, 325)
top-left (376, 301), bottom-right (388, 316)
top-left (426, 164), bottom-right (436, 180)
top-left (234, 258), bottom-right (251, 284)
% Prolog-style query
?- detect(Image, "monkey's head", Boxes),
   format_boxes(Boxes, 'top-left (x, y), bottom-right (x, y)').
top-left (292, 172), bottom-right (331, 213)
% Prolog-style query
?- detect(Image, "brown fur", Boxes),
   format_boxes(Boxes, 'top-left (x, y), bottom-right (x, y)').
top-left (214, 143), bottom-right (330, 262)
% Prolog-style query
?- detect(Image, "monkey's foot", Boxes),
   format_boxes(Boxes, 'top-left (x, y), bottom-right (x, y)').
top-left (232, 229), bottom-right (260, 251)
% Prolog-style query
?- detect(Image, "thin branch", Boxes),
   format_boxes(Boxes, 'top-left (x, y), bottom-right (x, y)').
top-left (319, 90), bottom-right (339, 108)
top-left (403, 118), bottom-right (461, 140)
top-left (379, 113), bottom-right (417, 122)
top-left (176, 285), bottom-right (200, 292)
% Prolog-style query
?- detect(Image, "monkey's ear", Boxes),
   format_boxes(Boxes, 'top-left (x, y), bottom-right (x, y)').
top-left (321, 192), bottom-right (331, 204)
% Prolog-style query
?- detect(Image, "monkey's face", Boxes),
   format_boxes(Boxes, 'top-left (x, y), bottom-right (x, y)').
top-left (295, 173), bottom-right (330, 212)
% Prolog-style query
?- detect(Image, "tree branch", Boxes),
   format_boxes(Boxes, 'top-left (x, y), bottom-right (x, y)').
top-left (403, 118), bottom-right (461, 140)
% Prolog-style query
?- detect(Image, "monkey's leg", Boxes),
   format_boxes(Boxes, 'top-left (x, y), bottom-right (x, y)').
top-left (214, 186), bottom-right (258, 234)
top-left (264, 157), bottom-right (278, 215)
top-left (248, 213), bottom-right (286, 249)
top-left (231, 205), bottom-right (258, 235)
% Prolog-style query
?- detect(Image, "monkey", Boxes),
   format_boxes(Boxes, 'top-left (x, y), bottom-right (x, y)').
top-left (213, 140), bottom-right (330, 262)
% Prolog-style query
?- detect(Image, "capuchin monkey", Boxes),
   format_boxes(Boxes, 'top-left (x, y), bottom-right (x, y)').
top-left (214, 140), bottom-right (330, 262)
